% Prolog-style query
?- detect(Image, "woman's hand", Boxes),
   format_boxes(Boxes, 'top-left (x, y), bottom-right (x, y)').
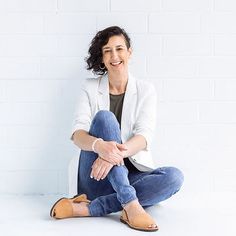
top-left (94, 140), bottom-right (127, 166)
top-left (90, 157), bottom-right (114, 181)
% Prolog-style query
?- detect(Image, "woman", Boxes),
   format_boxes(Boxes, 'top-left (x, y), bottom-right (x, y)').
top-left (50, 26), bottom-right (184, 232)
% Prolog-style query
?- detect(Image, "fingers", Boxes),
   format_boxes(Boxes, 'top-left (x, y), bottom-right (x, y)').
top-left (100, 165), bottom-right (113, 180)
top-left (96, 164), bottom-right (111, 181)
top-left (96, 141), bottom-right (126, 162)
top-left (90, 163), bottom-right (101, 179)
top-left (90, 158), bottom-right (114, 181)
top-left (100, 155), bottom-right (124, 167)
top-left (100, 156), bottom-right (117, 165)
top-left (116, 143), bottom-right (128, 151)
top-left (91, 165), bottom-right (104, 181)
top-left (101, 153), bottom-right (123, 165)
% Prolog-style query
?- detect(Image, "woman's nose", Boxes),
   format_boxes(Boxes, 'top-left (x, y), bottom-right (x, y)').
top-left (111, 49), bottom-right (118, 59)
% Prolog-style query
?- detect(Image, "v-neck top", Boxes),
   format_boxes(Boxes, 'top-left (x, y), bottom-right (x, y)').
top-left (109, 93), bottom-right (125, 126)
top-left (109, 92), bottom-right (138, 172)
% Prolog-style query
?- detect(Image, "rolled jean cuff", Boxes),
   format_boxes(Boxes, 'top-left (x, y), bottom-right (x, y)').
top-left (121, 196), bottom-right (138, 208)
top-left (88, 202), bottom-right (99, 217)
top-left (88, 196), bottom-right (138, 217)
top-left (88, 200), bottom-right (106, 217)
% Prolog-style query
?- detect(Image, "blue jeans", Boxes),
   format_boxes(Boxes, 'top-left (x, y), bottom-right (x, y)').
top-left (78, 110), bottom-right (184, 216)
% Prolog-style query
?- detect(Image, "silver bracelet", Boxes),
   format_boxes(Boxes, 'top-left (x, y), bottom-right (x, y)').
top-left (91, 138), bottom-right (103, 153)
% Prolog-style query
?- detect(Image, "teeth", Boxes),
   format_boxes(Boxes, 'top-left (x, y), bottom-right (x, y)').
top-left (111, 61), bottom-right (122, 65)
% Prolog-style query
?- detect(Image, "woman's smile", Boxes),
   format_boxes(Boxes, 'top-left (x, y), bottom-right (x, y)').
top-left (102, 35), bottom-right (132, 73)
top-left (110, 61), bottom-right (122, 66)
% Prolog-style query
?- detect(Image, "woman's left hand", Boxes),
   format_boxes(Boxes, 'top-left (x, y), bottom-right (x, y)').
top-left (90, 157), bottom-right (114, 181)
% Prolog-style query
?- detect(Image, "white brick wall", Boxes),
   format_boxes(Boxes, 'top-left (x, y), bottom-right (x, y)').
top-left (0, 0), bottom-right (235, 195)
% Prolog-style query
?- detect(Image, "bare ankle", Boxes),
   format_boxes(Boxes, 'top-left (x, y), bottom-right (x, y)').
top-left (72, 202), bottom-right (90, 217)
top-left (124, 199), bottom-right (140, 210)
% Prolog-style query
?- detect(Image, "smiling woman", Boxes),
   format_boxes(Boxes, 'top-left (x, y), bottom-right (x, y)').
top-left (50, 26), bottom-right (184, 232)
top-left (101, 35), bottom-right (132, 83)
top-left (86, 26), bottom-right (131, 75)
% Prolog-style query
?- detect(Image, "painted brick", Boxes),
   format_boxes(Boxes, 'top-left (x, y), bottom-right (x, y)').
top-left (155, 144), bottom-right (200, 170)
top-left (148, 78), bottom-right (163, 102)
top-left (0, 127), bottom-right (8, 149)
top-left (0, 103), bottom-right (43, 125)
top-left (40, 57), bottom-right (85, 79)
top-left (58, 170), bottom-right (68, 194)
top-left (162, 79), bottom-right (213, 101)
top-left (0, 170), bottom-right (58, 194)
top-left (130, 34), bottom-right (162, 56)
top-left (214, 79), bottom-right (236, 100)
top-left (163, 36), bottom-right (212, 56)
top-left (0, 14), bottom-right (43, 34)
top-left (129, 55), bottom-right (147, 77)
top-left (196, 124), bottom-right (236, 147)
top-left (57, 35), bottom-right (91, 57)
top-left (0, 58), bottom-right (40, 79)
top-left (0, 0), bottom-right (57, 12)
top-left (5, 80), bottom-right (65, 102)
top-left (214, 0), bottom-right (236, 11)
top-left (0, 81), bottom-right (6, 102)
top-left (111, 0), bottom-right (161, 12)
top-left (202, 13), bottom-right (236, 33)
top-left (44, 13), bottom-right (96, 34)
top-left (0, 35), bottom-right (58, 57)
top-left (58, 0), bottom-right (109, 12)
top-left (162, 124), bottom-right (236, 148)
top-left (96, 13), bottom-right (147, 33)
top-left (199, 57), bottom-right (236, 76)
top-left (0, 147), bottom-right (73, 171)
top-left (0, 0), bottom-right (236, 195)
top-left (157, 102), bottom-right (198, 124)
top-left (41, 102), bottom-right (75, 126)
top-left (149, 14), bottom-right (201, 34)
top-left (4, 125), bottom-right (72, 149)
top-left (0, 101), bottom-right (74, 127)
top-left (162, 0), bottom-right (211, 11)
top-left (199, 102), bottom-right (236, 123)
top-left (147, 57), bottom-right (198, 76)
top-left (215, 36), bottom-right (236, 55)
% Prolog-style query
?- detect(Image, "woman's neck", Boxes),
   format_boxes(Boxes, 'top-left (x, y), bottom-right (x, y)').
top-left (108, 72), bottom-right (128, 95)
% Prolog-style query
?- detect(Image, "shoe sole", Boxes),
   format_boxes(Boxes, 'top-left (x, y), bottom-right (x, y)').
top-left (120, 217), bottom-right (159, 232)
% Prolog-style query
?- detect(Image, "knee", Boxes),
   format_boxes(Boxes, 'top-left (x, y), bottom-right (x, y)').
top-left (168, 167), bottom-right (184, 191)
top-left (159, 167), bottom-right (184, 192)
top-left (108, 165), bottom-right (128, 178)
top-left (93, 110), bottom-right (118, 127)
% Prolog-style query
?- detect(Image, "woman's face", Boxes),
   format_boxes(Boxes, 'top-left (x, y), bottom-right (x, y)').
top-left (102, 35), bottom-right (132, 74)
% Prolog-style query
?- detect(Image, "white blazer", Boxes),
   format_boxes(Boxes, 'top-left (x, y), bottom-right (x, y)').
top-left (71, 73), bottom-right (157, 172)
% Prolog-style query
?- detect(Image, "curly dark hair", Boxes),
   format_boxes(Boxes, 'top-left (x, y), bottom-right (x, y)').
top-left (86, 26), bottom-right (131, 75)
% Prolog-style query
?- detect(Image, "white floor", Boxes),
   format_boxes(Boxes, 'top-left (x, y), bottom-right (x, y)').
top-left (0, 191), bottom-right (235, 236)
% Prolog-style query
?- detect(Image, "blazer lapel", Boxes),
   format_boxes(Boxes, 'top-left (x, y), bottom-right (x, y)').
top-left (98, 74), bottom-right (110, 111)
top-left (121, 73), bottom-right (137, 141)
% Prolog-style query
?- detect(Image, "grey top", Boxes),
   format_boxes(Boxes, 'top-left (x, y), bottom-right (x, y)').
top-left (109, 93), bottom-right (125, 126)
top-left (109, 92), bottom-right (138, 172)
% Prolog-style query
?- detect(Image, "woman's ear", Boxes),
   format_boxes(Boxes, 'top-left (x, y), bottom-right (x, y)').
top-left (128, 47), bottom-right (132, 58)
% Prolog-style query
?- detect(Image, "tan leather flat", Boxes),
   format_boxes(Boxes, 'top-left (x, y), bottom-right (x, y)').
top-left (120, 209), bottom-right (159, 232)
top-left (50, 194), bottom-right (90, 219)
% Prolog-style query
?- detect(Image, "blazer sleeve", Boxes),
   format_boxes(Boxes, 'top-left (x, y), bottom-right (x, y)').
top-left (70, 81), bottom-right (93, 140)
top-left (132, 83), bottom-right (157, 151)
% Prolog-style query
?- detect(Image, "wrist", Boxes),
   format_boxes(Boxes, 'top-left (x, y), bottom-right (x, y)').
top-left (92, 138), bottom-right (103, 153)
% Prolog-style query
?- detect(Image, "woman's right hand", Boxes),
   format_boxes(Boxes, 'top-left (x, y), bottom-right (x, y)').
top-left (94, 140), bottom-right (126, 166)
